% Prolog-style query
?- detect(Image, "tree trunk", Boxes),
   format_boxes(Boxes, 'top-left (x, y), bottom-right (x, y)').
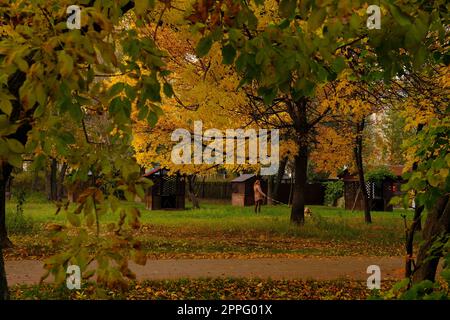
top-left (50, 158), bottom-right (58, 201)
top-left (57, 162), bottom-right (68, 201)
top-left (267, 176), bottom-right (273, 205)
top-left (288, 174), bottom-right (294, 206)
top-left (354, 119), bottom-right (371, 224)
top-left (412, 195), bottom-right (450, 284)
top-left (0, 246), bottom-right (8, 300)
top-left (414, 205), bottom-right (423, 231)
top-left (290, 145), bottom-right (307, 225)
top-left (0, 163), bottom-right (13, 249)
top-left (187, 175), bottom-right (200, 209)
top-left (5, 175), bottom-right (11, 201)
top-left (273, 157), bottom-right (287, 203)
top-left (31, 168), bottom-right (39, 192)
top-left (405, 205), bottom-right (424, 278)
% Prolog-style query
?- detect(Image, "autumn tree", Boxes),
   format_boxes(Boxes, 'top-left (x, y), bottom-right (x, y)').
top-left (0, 0), bottom-right (175, 300)
top-left (389, 66), bottom-right (449, 285)
top-left (132, 6), bottom-right (291, 206)
top-left (186, 0), bottom-right (447, 224)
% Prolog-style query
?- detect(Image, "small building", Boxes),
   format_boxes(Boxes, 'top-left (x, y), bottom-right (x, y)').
top-left (231, 174), bottom-right (267, 206)
top-left (143, 168), bottom-right (185, 210)
top-left (339, 165), bottom-right (404, 212)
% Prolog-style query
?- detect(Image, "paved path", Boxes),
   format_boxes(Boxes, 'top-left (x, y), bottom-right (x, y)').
top-left (5, 257), bottom-right (405, 285)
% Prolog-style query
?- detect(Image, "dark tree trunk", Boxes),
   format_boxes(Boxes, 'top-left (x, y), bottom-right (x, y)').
top-left (414, 205), bottom-right (423, 231)
top-left (412, 195), bottom-right (450, 284)
top-left (187, 175), bottom-right (200, 209)
top-left (267, 176), bottom-right (274, 205)
top-left (354, 119), bottom-right (371, 224)
top-left (5, 176), bottom-right (11, 201)
top-left (290, 146), bottom-right (307, 225)
top-left (288, 174), bottom-right (294, 206)
top-left (273, 157), bottom-right (287, 203)
top-left (57, 162), bottom-right (68, 201)
top-left (405, 205), bottom-right (424, 278)
top-left (289, 98), bottom-right (309, 225)
top-left (0, 246), bottom-right (8, 300)
top-left (0, 163), bottom-right (13, 248)
top-left (50, 158), bottom-right (58, 201)
top-left (411, 124), bottom-right (424, 233)
top-left (31, 168), bottom-right (39, 192)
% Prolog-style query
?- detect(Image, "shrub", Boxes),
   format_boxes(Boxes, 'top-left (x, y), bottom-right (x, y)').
top-left (323, 181), bottom-right (344, 206)
top-left (365, 166), bottom-right (397, 184)
top-left (6, 190), bottom-right (36, 235)
top-left (11, 170), bottom-right (46, 194)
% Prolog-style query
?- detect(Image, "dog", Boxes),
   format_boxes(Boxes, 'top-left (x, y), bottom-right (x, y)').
top-left (304, 207), bottom-right (313, 217)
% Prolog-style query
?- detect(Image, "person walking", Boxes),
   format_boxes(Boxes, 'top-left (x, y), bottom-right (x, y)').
top-left (253, 179), bottom-right (266, 213)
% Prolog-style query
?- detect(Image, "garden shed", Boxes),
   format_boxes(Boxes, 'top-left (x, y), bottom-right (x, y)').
top-left (143, 167), bottom-right (185, 210)
top-left (339, 166), bottom-right (404, 212)
top-left (231, 174), bottom-right (267, 206)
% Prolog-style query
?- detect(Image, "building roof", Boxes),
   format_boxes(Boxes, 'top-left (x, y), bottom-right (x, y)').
top-left (389, 165), bottom-right (404, 177)
top-left (338, 165), bottom-right (405, 181)
top-left (231, 174), bottom-right (256, 183)
top-left (143, 167), bottom-right (161, 177)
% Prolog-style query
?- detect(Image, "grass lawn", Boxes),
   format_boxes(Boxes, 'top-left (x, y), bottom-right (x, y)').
top-left (4, 197), bottom-right (417, 259)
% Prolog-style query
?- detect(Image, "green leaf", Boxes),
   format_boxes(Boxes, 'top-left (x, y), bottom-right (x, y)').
top-left (163, 82), bottom-right (174, 98)
top-left (68, 104), bottom-right (83, 122)
top-left (14, 57), bottom-right (29, 72)
top-left (35, 82), bottom-right (47, 107)
top-left (6, 138), bottom-right (25, 153)
top-left (67, 211), bottom-right (81, 227)
top-left (108, 82), bottom-right (124, 98)
top-left (60, 132), bottom-right (76, 145)
top-left (110, 97), bottom-right (122, 115)
top-left (7, 153), bottom-right (22, 168)
top-left (222, 45), bottom-right (236, 65)
top-left (413, 46), bottom-right (427, 69)
top-left (125, 84), bottom-right (137, 100)
top-left (0, 99), bottom-right (12, 116)
top-left (58, 51), bottom-right (74, 78)
top-left (278, 19), bottom-right (291, 29)
top-left (235, 53), bottom-right (249, 73)
top-left (135, 184), bottom-right (145, 199)
top-left (388, 4), bottom-right (412, 27)
top-left (135, 0), bottom-right (153, 15)
top-left (124, 190), bottom-right (134, 202)
top-left (196, 36), bottom-right (213, 58)
top-left (143, 75), bottom-right (161, 102)
top-left (427, 172), bottom-right (440, 187)
top-left (147, 111), bottom-right (158, 127)
top-left (349, 13), bottom-right (361, 31)
top-left (137, 104), bottom-right (148, 120)
top-left (332, 56), bottom-right (346, 73)
top-left (308, 8), bottom-right (326, 31)
top-left (279, 0), bottom-right (297, 19)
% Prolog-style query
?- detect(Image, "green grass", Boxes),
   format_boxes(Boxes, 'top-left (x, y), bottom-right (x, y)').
top-left (5, 198), bottom-right (417, 258)
top-left (7, 199), bottom-right (414, 239)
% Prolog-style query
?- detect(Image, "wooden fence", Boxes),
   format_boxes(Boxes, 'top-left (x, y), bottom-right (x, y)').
top-left (193, 181), bottom-right (324, 205)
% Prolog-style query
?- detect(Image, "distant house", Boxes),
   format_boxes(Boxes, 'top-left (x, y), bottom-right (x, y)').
top-left (339, 165), bottom-right (405, 212)
top-left (143, 168), bottom-right (185, 210)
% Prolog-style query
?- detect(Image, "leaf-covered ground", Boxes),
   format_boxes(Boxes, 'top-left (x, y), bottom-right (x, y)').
top-left (10, 278), bottom-right (395, 300)
top-left (4, 224), bottom-right (405, 260)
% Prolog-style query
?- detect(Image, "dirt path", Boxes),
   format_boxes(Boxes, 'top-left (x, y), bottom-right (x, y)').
top-left (5, 256), bottom-right (405, 286)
